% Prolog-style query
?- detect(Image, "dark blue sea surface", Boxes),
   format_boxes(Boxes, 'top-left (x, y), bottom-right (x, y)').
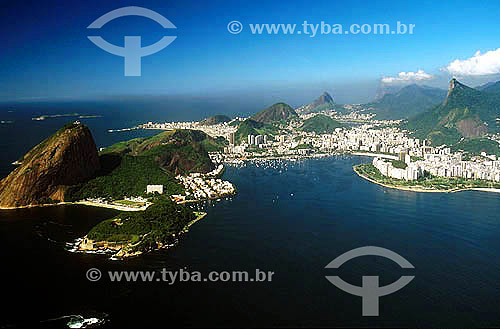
top-left (1, 156), bottom-right (500, 328)
top-left (0, 97), bottom-right (264, 177)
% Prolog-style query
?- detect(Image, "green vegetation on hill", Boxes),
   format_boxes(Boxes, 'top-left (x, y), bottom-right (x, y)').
top-left (203, 136), bottom-right (228, 152)
top-left (66, 154), bottom-right (183, 200)
top-left (451, 138), bottom-right (500, 156)
top-left (300, 114), bottom-right (344, 134)
top-left (87, 196), bottom-right (195, 252)
top-left (390, 160), bottom-right (407, 169)
top-left (99, 136), bottom-right (149, 155)
top-left (251, 102), bottom-right (298, 123)
top-left (404, 79), bottom-right (500, 146)
top-left (479, 80), bottom-right (500, 94)
top-left (234, 119), bottom-right (279, 144)
top-left (109, 129), bottom-right (224, 174)
top-left (67, 129), bottom-right (226, 201)
top-left (101, 129), bottom-right (226, 156)
top-left (234, 119), bottom-right (260, 142)
top-left (366, 84), bottom-right (446, 120)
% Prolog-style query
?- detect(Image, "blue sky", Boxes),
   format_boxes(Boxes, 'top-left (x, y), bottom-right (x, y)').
top-left (2, 0), bottom-right (500, 103)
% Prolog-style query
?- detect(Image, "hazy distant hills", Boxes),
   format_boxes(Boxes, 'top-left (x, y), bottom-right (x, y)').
top-left (199, 114), bottom-right (231, 126)
top-left (250, 102), bottom-right (298, 123)
top-left (375, 84), bottom-right (402, 100)
top-left (366, 84), bottom-right (447, 120)
top-left (479, 80), bottom-right (500, 94)
top-left (404, 79), bottom-right (500, 146)
top-left (297, 92), bottom-right (337, 114)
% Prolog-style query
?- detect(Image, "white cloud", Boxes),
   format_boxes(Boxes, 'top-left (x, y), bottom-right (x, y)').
top-left (381, 69), bottom-right (433, 84)
top-left (445, 48), bottom-right (500, 76)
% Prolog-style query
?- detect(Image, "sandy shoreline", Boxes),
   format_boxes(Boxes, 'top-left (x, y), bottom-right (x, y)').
top-left (75, 200), bottom-right (148, 211)
top-left (0, 201), bottom-right (73, 210)
top-left (353, 166), bottom-right (500, 194)
top-left (0, 200), bottom-right (148, 211)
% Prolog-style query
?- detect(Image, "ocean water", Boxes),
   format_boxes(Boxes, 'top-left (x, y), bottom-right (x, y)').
top-left (1, 155), bottom-right (500, 327)
top-left (0, 97), bottom-right (266, 177)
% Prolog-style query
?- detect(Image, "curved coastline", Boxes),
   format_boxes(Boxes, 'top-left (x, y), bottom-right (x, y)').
top-left (0, 200), bottom-right (146, 211)
top-left (76, 211), bottom-right (208, 259)
top-left (353, 165), bottom-right (500, 194)
top-left (0, 201), bottom-right (73, 211)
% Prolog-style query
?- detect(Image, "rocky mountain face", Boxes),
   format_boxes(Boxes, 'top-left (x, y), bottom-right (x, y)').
top-left (375, 84), bottom-right (402, 101)
top-left (298, 92), bottom-right (336, 114)
top-left (440, 79), bottom-right (489, 138)
top-left (404, 79), bottom-right (500, 145)
top-left (251, 102), bottom-right (298, 123)
top-left (310, 92), bottom-right (334, 108)
top-left (0, 122), bottom-right (100, 208)
top-left (152, 130), bottom-right (217, 175)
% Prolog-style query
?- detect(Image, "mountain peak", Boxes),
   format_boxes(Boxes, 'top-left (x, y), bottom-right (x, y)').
top-left (449, 78), bottom-right (460, 90)
top-left (313, 92), bottom-right (334, 106)
top-left (447, 78), bottom-right (471, 93)
top-left (250, 102), bottom-right (298, 123)
top-left (299, 91), bottom-right (335, 114)
top-left (444, 79), bottom-right (479, 105)
top-left (405, 78), bottom-right (498, 146)
top-left (0, 122), bottom-right (100, 208)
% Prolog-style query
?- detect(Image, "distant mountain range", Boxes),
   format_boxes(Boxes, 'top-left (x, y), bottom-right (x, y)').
top-left (478, 80), bottom-right (500, 94)
top-left (375, 84), bottom-right (402, 101)
top-left (250, 102), bottom-right (298, 123)
top-left (366, 84), bottom-right (447, 120)
top-left (404, 79), bottom-right (500, 146)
